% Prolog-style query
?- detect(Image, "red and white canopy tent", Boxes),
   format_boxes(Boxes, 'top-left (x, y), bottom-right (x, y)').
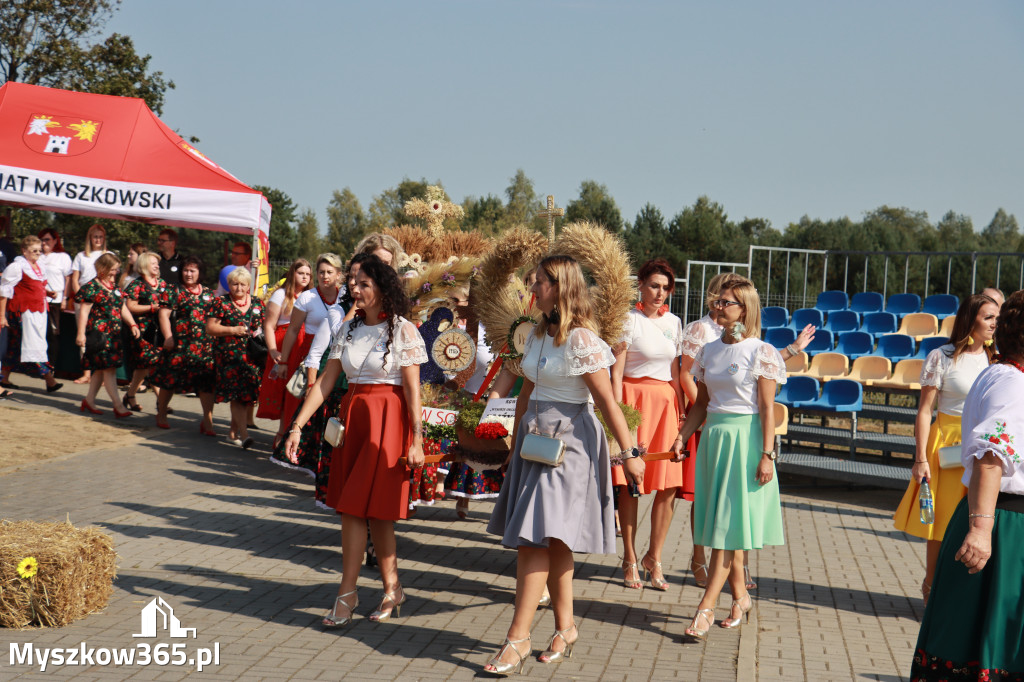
top-left (0, 82), bottom-right (271, 290)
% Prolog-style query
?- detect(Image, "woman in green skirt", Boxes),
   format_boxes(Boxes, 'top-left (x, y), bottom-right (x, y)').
top-left (911, 290), bottom-right (1024, 680)
top-left (673, 276), bottom-right (786, 639)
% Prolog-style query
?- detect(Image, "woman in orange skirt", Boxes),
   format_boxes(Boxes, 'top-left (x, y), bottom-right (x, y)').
top-left (284, 255), bottom-right (426, 629)
top-left (611, 259), bottom-right (686, 591)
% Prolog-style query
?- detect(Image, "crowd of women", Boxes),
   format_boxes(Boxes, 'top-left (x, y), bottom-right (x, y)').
top-left (3, 220), bottom-right (1022, 678)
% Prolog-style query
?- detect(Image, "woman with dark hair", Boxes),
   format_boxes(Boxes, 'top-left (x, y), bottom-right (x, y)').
top-left (910, 290), bottom-right (1024, 679)
top-left (0, 236), bottom-right (63, 393)
top-left (893, 293), bottom-right (998, 602)
top-left (121, 252), bottom-right (171, 412)
top-left (673, 276), bottom-right (786, 639)
top-left (483, 255), bottom-right (644, 675)
top-left (284, 255), bottom-right (426, 628)
top-left (74, 253), bottom-right (139, 416)
top-left (149, 256), bottom-right (217, 432)
top-left (610, 258), bottom-right (685, 591)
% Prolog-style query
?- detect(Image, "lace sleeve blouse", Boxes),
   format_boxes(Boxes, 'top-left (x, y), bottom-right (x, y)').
top-left (520, 326), bottom-right (615, 403)
top-left (920, 345), bottom-right (991, 417)
top-left (619, 309), bottom-right (684, 381)
top-left (694, 337), bottom-right (787, 414)
top-left (680, 314), bottom-right (724, 360)
top-left (327, 316), bottom-right (427, 385)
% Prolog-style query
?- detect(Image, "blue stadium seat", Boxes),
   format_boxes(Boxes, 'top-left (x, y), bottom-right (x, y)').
top-left (804, 329), bottom-right (835, 356)
top-left (850, 291), bottom-right (884, 316)
top-left (814, 290), bottom-right (849, 315)
top-left (887, 293), bottom-right (922, 319)
top-left (913, 336), bottom-right (951, 360)
top-left (822, 310), bottom-right (859, 335)
top-left (861, 311), bottom-right (898, 339)
top-left (835, 331), bottom-right (874, 360)
top-left (761, 306), bottom-right (789, 330)
top-left (776, 375), bottom-right (820, 408)
top-left (922, 294), bottom-right (959, 321)
top-left (876, 334), bottom-right (915, 363)
top-left (788, 308), bottom-right (824, 332)
top-left (764, 327), bottom-right (797, 350)
top-left (801, 379), bottom-right (863, 412)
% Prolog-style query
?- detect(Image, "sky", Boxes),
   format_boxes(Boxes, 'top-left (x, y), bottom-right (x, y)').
top-left (106, 1), bottom-right (1024, 233)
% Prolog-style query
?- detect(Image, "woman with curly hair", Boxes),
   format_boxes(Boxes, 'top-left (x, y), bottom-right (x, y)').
top-left (893, 293), bottom-right (998, 603)
top-left (284, 255), bottom-right (426, 628)
top-left (149, 256), bottom-right (217, 433)
top-left (121, 251), bottom-right (172, 412)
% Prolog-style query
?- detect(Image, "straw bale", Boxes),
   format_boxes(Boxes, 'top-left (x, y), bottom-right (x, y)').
top-left (0, 520), bottom-right (117, 628)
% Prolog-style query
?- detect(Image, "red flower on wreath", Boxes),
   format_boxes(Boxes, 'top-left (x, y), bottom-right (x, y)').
top-left (474, 423), bottom-right (509, 440)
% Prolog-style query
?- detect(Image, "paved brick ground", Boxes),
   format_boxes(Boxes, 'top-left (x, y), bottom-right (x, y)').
top-left (0, 383), bottom-right (923, 680)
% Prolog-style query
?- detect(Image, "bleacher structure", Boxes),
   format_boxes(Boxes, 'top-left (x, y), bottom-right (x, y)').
top-left (666, 246), bottom-right (1024, 489)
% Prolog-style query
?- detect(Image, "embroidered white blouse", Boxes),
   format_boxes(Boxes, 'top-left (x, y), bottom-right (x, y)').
top-left (681, 314), bottom-right (724, 360)
top-left (0, 256), bottom-right (47, 300)
top-left (619, 309), bottom-right (684, 382)
top-left (694, 337), bottom-right (787, 414)
top-left (327, 316), bottom-right (427, 385)
top-left (920, 345), bottom-right (991, 417)
top-left (959, 364), bottom-right (1024, 493)
top-left (520, 326), bottom-right (615, 403)
top-left (294, 288), bottom-right (343, 334)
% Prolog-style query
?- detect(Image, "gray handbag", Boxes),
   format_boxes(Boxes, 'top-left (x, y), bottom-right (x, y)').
top-left (518, 334), bottom-right (584, 467)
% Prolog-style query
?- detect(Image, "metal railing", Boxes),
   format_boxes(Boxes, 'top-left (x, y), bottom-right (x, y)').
top-left (683, 260), bottom-right (751, 323)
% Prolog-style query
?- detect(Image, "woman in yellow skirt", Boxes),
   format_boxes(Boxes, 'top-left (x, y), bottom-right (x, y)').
top-left (892, 293), bottom-right (999, 602)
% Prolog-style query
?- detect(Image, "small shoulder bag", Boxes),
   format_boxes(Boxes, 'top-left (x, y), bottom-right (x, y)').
top-left (518, 334), bottom-right (586, 467)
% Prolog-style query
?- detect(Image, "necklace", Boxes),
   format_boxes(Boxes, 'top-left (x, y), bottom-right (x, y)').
top-left (185, 284), bottom-right (202, 296)
top-left (231, 294), bottom-right (250, 310)
top-left (98, 278), bottom-right (114, 290)
top-left (1003, 358), bottom-right (1024, 375)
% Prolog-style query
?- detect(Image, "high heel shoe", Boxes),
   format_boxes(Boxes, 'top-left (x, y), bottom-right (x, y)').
top-left (123, 395), bottom-right (142, 412)
top-left (744, 566), bottom-right (757, 590)
top-left (368, 586), bottom-right (406, 622)
top-left (322, 589), bottom-right (358, 628)
top-left (691, 559), bottom-right (709, 588)
top-left (642, 554), bottom-right (669, 591)
top-left (538, 622), bottom-right (578, 664)
top-left (482, 635), bottom-right (530, 676)
top-left (80, 400), bottom-right (104, 415)
top-left (622, 561), bottom-right (642, 589)
top-left (720, 593), bottom-right (753, 629)
top-left (113, 408), bottom-right (134, 419)
top-left (685, 608), bottom-right (716, 640)
top-left (537, 591), bottom-right (551, 607)
top-left (155, 415), bottom-right (170, 429)
top-left (199, 424), bottom-right (217, 437)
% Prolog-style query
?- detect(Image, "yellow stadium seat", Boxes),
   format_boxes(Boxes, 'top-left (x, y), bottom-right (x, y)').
top-left (873, 358), bottom-right (923, 390)
top-left (846, 355), bottom-right (892, 386)
top-left (896, 312), bottom-right (939, 341)
top-left (786, 351), bottom-right (809, 376)
top-left (806, 352), bottom-right (849, 382)
top-left (773, 402), bottom-right (788, 437)
top-left (939, 314), bottom-right (956, 339)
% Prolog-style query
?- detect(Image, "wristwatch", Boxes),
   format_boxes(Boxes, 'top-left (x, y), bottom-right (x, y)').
top-left (620, 447), bottom-right (642, 459)
top-left (762, 449), bottom-right (777, 461)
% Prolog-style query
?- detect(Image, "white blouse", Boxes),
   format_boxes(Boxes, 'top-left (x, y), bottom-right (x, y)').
top-left (305, 307), bottom-right (346, 370)
top-left (0, 256), bottom-right (47, 299)
top-left (71, 251), bottom-right (110, 287)
top-left (681, 314), bottom-right (724, 360)
top-left (620, 309), bottom-right (684, 381)
top-left (38, 251), bottom-right (72, 302)
top-left (267, 288), bottom-right (292, 327)
top-left (294, 288), bottom-right (343, 334)
top-left (960, 364), bottom-right (1024, 494)
top-left (327, 316), bottom-right (427, 385)
top-left (463, 322), bottom-right (495, 395)
top-left (920, 345), bottom-right (991, 417)
top-left (520, 326), bottom-right (615, 403)
top-left (695, 337), bottom-right (787, 414)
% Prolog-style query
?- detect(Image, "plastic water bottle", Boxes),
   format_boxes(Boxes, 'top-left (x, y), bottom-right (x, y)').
top-left (919, 478), bottom-right (935, 525)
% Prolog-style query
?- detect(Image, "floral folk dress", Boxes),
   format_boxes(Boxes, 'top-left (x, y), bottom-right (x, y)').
top-left (206, 295), bottom-right (265, 403)
top-left (148, 285), bottom-right (216, 394)
top-left (122, 277), bottom-right (171, 369)
top-left (73, 280), bottom-right (127, 371)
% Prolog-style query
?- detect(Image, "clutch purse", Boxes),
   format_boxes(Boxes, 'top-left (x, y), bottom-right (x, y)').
top-left (938, 444), bottom-right (962, 469)
top-left (324, 417), bottom-right (345, 448)
top-left (285, 367), bottom-right (308, 397)
top-left (519, 432), bottom-right (566, 467)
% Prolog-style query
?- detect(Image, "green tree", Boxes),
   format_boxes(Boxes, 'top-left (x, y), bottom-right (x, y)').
top-left (0, 0), bottom-right (174, 114)
top-left (501, 169), bottom-right (546, 232)
top-left (980, 208), bottom-right (1019, 252)
top-left (324, 188), bottom-right (366, 259)
top-left (625, 203), bottom-right (683, 272)
top-left (295, 208), bottom-right (321, 261)
top-left (366, 178), bottom-right (437, 231)
top-left (462, 194), bottom-right (505, 235)
top-left (253, 186), bottom-right (298, 263)
top-left (668, 196), bottom-right (741, 265)
top-left (564, 180), bottom-right (623, 232)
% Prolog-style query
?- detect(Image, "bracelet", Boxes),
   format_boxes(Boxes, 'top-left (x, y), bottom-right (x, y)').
top-left (289, 424), bottom-right (302, 433)
top-left (785, 344), bottom-right (798, 356)
top-left (674, 434), bottom-right (684, 442)
top-left (914, 460), bottom-right (927, 464)
top-left (969, 513), bottom-right (995, 519)
top-left (130, 324), bottom-right (139, 328)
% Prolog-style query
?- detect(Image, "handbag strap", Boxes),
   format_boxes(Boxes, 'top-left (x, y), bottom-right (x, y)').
top-left (343, 324), bottom-right (388, 384)
top-left (531, 332), bottom-right (586, 438)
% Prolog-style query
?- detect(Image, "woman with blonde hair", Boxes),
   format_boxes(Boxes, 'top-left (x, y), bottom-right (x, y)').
top-left (354, 233), bottom-right (405, 269)
top-left (121, 251), bottom-right (171, 412)
top-left (118, 244), bottom-right (147, 290)
top-left (483, 255), bottom-right (644, 675)
top-left (674, 276), bottom-right (786, 639)
top-left (70, 224), bottom-right (112, 384)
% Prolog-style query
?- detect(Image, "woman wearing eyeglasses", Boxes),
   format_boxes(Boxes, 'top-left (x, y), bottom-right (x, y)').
top-left (0, 236), bottom-right (63, 394)
top-left (673, 276), bottom-right (786, 640)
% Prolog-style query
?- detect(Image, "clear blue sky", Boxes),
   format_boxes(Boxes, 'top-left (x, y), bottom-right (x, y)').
top-left (108, 1), bottom-right (1024, 233)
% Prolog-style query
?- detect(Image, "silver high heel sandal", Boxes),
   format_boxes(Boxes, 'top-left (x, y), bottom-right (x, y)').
top-left (322, 589), bottom-right (358, 628)
top-left (538, 622), bottom-right (579, 664)
top-left (642, 554), bottom-right (669, 591)
top-left (368, 586), bottom-right (406, 622)
top-left (483, 635), bottom-right (531, 676)
top-left (720, 593), bottom-right (753, 629)
top-left (685, 608), bottom-right (715, 640)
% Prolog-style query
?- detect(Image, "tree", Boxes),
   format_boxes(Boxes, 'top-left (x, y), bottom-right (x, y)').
top-left (981, 208), bottom-right (1019, 252)
top-left (324, 188), bottom-right (366, 259)
top-left (502, 169), bottom-right (546, 232)
top-left (253, 186), bottom-right (298, 263)
top-left (1, 0), bottom-right (174, 115)
top-left (366, 178), bottom-right (436, 231)
top-left (462, 194), bottom-right (505, 235)
top-left (625, 203), bottom-right (683, 272)
top-left (668, 196), bottom-right (740, 265)
top-left (295, 208), bottom-right (321, 261)
top-left (564, 180), bottom-right (623, 232)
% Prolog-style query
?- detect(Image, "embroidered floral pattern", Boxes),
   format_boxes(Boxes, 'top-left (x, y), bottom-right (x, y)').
top-left (911, 648), bottom-right (1024, 681)
top-left (983, 420), bottom-right (1018, 462)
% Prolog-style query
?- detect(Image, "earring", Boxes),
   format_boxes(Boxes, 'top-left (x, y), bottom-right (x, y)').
top-left (985, 339), bottom-right (994, 347)
top-left (731, 321), bottom-right (746, 340)
top-left (968, 335), bottom-right (975, 345)
top-left (355, 309), bottom-right (366, 319)
top-left (377, 310), bottom-right (388, 321)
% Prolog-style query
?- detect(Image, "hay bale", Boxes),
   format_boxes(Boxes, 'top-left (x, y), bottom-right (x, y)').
top-left (0, 520), bottom-right (117, 628)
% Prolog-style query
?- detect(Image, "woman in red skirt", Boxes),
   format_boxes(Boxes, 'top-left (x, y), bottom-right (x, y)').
top-left (284, 255), bottom-right (426, 629)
